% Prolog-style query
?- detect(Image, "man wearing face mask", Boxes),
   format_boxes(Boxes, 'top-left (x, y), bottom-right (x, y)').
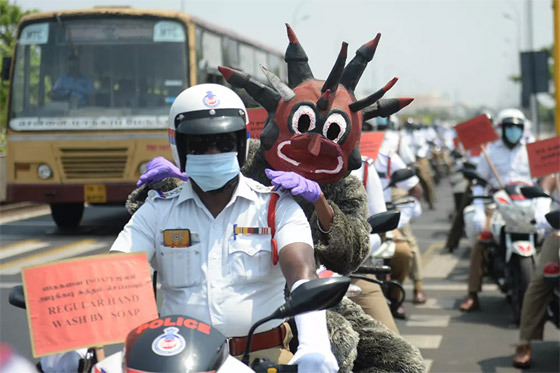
top-left (459, 108), bottom-right (536, 312)
top-left (110, 84), bottom-right (338, 373)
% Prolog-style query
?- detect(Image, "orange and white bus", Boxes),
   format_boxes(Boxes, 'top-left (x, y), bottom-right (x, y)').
top-left (3, 7), bottom-right (285, 228)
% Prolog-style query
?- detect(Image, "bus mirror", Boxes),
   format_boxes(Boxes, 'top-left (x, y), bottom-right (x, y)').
top-left (1, 56), bottom-right (11, 81)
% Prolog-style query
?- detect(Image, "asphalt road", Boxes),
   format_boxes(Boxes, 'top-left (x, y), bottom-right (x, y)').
top-left (0, 179), bottom-right (558, 372)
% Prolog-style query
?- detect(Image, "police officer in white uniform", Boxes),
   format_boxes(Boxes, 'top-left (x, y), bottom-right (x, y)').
top-left (110, 84), bottom-right (338, 372)
top-left (459, 108), bottom-right (548, 313)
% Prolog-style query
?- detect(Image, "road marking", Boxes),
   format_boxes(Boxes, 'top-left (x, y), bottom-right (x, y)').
top-left (0, 239), bottom-right (50, 261)
top-left (404, 283), bottom-right (499, 292)
top-left (0, 205), bottom-right (51, 224)
top-left (406, 314), bottom-right (451, 327)
top-left (401, 334), bottom-right (442, 349)
top-left (0, 239), bottom-right (107, 275)
top-left (420, 241), bottom-right (445, 270)
top-left (424, 246), bottom-right (468, 279)
top-left (415, 298), bottom-right (457, 310)
top-left (424, 359), bottom-right (433, 373)
top-left (0, 281), bottom-right (22, 289)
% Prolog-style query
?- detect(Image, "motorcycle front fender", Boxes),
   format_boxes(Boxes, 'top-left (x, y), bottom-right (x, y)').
top-left (505, 234), bottom-right (536, 262)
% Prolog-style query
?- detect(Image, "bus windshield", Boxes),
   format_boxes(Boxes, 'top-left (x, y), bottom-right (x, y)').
top-left (9, 16), bottom-right (188, 131)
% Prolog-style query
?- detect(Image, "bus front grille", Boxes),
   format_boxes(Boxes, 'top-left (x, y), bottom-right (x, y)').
top-left (60, 148), bottom-right (128, 180)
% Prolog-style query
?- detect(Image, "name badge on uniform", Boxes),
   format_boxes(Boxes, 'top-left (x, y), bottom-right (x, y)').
top-left (163, 229), bottom-right (191, 247)
top-left (232, 224), bottom-right (271, 240)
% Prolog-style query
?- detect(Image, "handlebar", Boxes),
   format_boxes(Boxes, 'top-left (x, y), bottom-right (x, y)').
top-left (355, 265), bottom-right (392, 276)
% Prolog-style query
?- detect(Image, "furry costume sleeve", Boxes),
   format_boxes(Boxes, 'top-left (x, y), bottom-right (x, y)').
top-left (330, 298), bottom-right (425, 373)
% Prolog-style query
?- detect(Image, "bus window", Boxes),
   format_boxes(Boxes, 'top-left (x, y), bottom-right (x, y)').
top-left (255, 49), bottom-right (267, 75)
top-left (267, 53), bottom-right (286, 82)
top-left (239, 43), bottom-right (256, 77)
top-left (222, 36), bottom-right (239, 69)
top-left (9, 17), bottom-right (188, 131)
top-left (198, 30), bottom-right (223, 84)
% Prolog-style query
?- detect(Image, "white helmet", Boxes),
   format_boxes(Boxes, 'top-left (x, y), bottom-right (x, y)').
top-left (168, 84), bottom-right (249, 171)
top-left (495, 108), bottom-right (525, 127)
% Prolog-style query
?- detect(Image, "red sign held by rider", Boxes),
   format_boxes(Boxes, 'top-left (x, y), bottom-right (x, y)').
top-left (360, 132), bottom-right (386, 162)
top-left (526, 136), bottom-right (560, 178)
top-left (23, 253), bottom-right (158, 357)
top-left (454, 114), bottom-right (498, 150)
top-left (247, 108), bottom-right (268, 139)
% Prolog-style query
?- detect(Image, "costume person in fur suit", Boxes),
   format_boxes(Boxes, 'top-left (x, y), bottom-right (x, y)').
top-left (128, 25), bottom-right (424, 373)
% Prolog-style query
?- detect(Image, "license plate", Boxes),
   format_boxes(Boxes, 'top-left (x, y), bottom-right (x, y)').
top-left (84, 184), bottom-right (106, 203)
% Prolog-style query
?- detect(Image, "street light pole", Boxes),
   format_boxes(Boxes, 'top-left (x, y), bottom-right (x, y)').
top-left (503, 12), bottom-right (522, 107)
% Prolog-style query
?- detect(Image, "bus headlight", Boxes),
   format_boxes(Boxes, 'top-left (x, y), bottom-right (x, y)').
top-left (37, 164), bottom-right (53, 179)
top-left (139, 162), bottom-right (149, 175)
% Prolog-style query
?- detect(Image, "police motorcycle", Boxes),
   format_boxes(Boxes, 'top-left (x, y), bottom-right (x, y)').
top-left (9, 277), bottom-right (350, 373)
top-left (462, 169), bottom-right (543, 323)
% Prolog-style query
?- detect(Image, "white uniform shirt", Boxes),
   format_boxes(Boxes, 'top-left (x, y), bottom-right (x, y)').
top-left (374, 151), bottom-right (420, 202)
top-left (350, 157), bottom-right (386, 216)
top-left (350, 156), bottom-right (385, 252)
top-left (110, 175), bottom-right (313, 337)
top-left (413, 129), bottom-right (430, 158)
top-left (476, 139), bottom-right (532, 189)
top-left (380, 130), bottom-right (416, 165)
top-left (374, 152), bottom-right (422, 228)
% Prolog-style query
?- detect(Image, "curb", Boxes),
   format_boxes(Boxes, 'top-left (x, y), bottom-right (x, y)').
top-left (0, 202), bottom-right (46, 213)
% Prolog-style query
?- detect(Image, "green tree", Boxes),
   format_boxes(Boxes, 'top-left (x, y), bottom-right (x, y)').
top-left (0, 0), bottom-right (38, 151)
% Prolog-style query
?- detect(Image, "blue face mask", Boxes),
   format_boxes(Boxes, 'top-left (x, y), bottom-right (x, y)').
top-left (504, 125), bottom-right (523, 145)
top-left (186, 152), bottom-right (240, 192)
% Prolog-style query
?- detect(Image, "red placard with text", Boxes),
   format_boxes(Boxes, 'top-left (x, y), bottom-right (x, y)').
top-left (360, 132), bottom-right (385, 161)
top-left (526, 136), bottom-right (560, 178)
top-left (454, 114), bottom-right (498, 150)
top-left (23, 253), bottom-right (158, 357)
top-left (247, 108), bottom-right (268, 139)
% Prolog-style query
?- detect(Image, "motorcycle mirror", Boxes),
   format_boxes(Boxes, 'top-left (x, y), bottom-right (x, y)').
top-left (520, 186), bottom-right (551, 199)
top-left (386, 168), bottom-right (415, 188)
top-left (278, 276), bottom-right (350, 318)
top-left (460, 169), bottom-right (488, 187)
top-left (462, 161), bottom-right (476, 170)
top-left (9, 285), bottom-right (26, 309)
top-left (545, 209), bottom-right (560, 230)
top-left (368, 211), bottom-right (401, 234)
top-left (241, 277), bottom-right (350, 365)
top-left (450, 149), bottom-right (463, 160)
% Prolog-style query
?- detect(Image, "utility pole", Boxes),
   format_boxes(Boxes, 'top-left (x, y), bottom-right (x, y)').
top-left (526, 0), bottom-right (540, 135)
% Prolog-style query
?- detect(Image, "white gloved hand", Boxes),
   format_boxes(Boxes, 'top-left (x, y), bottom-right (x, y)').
top-left (397, 198), bottom-right (422, 229)
top-left (369, 233), bottom-right (382, 252)
top-left (289, 280), bottom-right (338, 373)
top-left (534, 197), bottom-right (552, 233)
top-left (40, 349), bottom-right (87, 373)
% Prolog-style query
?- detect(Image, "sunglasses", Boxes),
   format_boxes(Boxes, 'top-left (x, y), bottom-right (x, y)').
top-left (186, 134), bottom-right (237, 154)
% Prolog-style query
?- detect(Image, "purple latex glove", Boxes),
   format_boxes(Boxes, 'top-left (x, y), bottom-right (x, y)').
top-left (137, 157), bottom-right (188, 187)
top-left (265, 168), bottom-right (322, 203)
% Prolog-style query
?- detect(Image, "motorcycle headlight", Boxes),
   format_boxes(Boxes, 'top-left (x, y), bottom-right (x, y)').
top-left (139, 162), bottom-right (149, 175)
top-left (37, 164), bottom-right (52, 179)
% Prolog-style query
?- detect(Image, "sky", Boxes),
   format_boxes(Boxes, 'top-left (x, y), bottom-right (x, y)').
top-left (11, 0), bottom-right (555, 111)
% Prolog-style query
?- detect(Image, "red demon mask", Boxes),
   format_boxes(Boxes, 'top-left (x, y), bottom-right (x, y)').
top-left (219, 25), bottom-right (412, 184)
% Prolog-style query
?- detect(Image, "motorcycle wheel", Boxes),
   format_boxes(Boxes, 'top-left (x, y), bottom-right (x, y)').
top-left (50, 203), bottom-right (84, 230)
top-left (509, 255), bottom-right (534, 325)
